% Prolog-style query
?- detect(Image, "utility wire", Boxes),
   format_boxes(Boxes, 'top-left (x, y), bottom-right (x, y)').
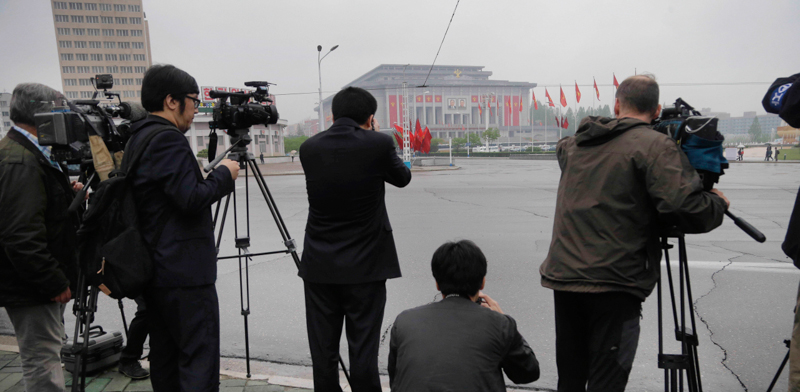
top-left (420, 0), bottom-right (461, 88)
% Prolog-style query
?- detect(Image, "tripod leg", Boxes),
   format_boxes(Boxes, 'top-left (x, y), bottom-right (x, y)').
top-left (679, 236), bottom-right (702, 392)
top-left (118, 299), bottom-right (129, 341)
top-left (766, 347), bottom-right (791, 392)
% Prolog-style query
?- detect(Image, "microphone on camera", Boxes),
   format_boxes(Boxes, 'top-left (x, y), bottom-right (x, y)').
top-left (118, 102), bottom-right (148, 122)
top-left (762, 73), bottom-right (800, 128)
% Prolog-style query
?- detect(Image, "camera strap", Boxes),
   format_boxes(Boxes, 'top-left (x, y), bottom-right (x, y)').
top-left (208, 130), bottom-right (218, 161)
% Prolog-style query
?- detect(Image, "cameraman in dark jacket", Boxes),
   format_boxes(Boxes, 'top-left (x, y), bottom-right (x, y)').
top-left (0, 83), bottom-right (82, 392)
top-left (539, 74), bottom-right (729, 392)
top-left (126, 64), bottom-right (239, 392)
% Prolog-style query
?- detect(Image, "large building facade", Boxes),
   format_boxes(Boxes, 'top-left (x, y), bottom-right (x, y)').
top-left (0, 93), bottom-right (11, 139)
top-left (317, 64), bottom-right (547, 141)
top-left (50, 0), bottom-right (153, 101)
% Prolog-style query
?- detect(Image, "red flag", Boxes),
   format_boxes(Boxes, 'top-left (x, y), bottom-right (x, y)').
top-left (478, 99), bottom-right (483, 116)
top-left (488, 99), bottom-right (493, 116)
top-left (562, 117), bottom-right (569, 129)
top-left (594, 77), bottom-right (600, 100)
top-left (532, 90), bottom-right (538, 110)
top-left (392, 124), bottom-right (404, 146)
top-left (422, 127), bottom-right (432, 153)
top-left (555, 114), bottom-right (560, 125)
top-left (613, 73), bottom-right (619, 88)
top-left (575, 82), bottom-right (582, 103)
top-left (559, 86), bottom-right (567, 107)
top-left (519, 95), bottom-right (523, 112)
top-left (545, 89), bottom-right (555, 107)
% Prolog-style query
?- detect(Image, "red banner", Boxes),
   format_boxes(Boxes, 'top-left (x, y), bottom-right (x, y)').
top-left (416, 95), bottom-right (423, 103)
top-left (471, 95), bottom-right (478, 103)
top-left (425, 95), bottom-right (433, 103)
top-left (513, 96), bottom-right (520, 126)
top-left (434, 95), bottom-right (442, 103)
top-left (389, 95), bottom-right (398, 126)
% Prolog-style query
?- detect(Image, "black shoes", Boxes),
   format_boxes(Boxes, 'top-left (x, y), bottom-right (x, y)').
top-left (118, 360), bottom-right (150, 379)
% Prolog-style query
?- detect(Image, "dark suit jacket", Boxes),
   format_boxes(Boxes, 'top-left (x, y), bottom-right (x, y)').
top-left (388, 296), bottom-right (540, 392)
top-left (127, 115), bottom-right (234, 288)
top-left (299, 117), bottom-right (411, 284)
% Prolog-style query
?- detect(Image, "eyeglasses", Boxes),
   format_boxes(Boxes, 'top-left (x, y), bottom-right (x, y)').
top-left (185, 95), bottom-right (201, 109)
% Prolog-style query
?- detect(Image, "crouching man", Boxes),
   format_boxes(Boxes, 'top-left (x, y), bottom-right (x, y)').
top-left (388, 240), bottom-right (540, 391)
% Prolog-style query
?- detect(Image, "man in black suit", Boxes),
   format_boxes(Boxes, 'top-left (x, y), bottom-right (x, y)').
top-left (388, 240), bottom-right (540, 391)
top-left (126, 64), bottom-right (240, 392)
top-left (299, 86), bottom-right (412, 392)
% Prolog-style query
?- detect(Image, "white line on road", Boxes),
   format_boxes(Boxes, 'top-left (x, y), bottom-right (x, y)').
top-left (670, 260), bottom-right (799, 274)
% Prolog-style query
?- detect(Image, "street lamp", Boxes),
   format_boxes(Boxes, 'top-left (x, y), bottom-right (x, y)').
top-left (317, 44), bottom-right (339, 132)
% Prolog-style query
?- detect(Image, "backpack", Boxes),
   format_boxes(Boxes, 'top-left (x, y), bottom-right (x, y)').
top-left (77, 122), bottom-right (177, 299)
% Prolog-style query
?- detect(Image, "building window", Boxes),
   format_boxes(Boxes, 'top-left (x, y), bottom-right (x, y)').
top-left (79, 78), bottom-right (93, 86)
top-left (57, 28), bottom-right (71, 35)
top-left (134, 66), bottom-right (146, 73)
top-left (62, 66), bottom-right (76, 73)
top-left (61, 53), bottom-right (74, 61)
top-left (98, 3), bottom-right (111, 11)
top-left (64, 79), bottom-right (77, 86)
top-left (58, 40), bottom-right (72, 48)
top-left (133, 54), bottom-right (145, 61)
top-left (84, 3), bottom-right (97, 10)
top-left (137, 91), bottom-right (141, 97)
top-left (87, 28), bottom-right (100, 36)
top-left (116, 29), bottom-right (129, 36)
top-left (75, 53), bottom-right (88, 61)
top-left (86, 16), bottom-right (99, 23)
top-left (115, 17), bottom-right (127, 24)
top-left (135, 78), bottom-right (143, 85)
top-left (102, 29), bottom-right (114, 36)
top-left (123, 91), bottom-right (136, 97)
top-left (74, 41), bottom-right (87, 48)
top-left (68, 2), bottom-right (82, 10)
top-left (54, 15), bottom-right (69, 22)
top-left (1, 112), bottom-right (9, 117)
top-left (113, 78), bottom-right (120, 85)
top-left (132, 41), bottom-right (144, 49)
top-left (128, 4), bottom-right (140, 12)
top-left (77, 66), bottom-right (91, 73)
top-left (101, 16), bottom-right (113, 24)
top-left (129, 17), bottom-right (142, 24)
top-left (106, 65), bottom-right (118, 73)
top-left (118, 41), bottom-right (130, 49)
top-left (80, 91), bottom-right (94, 98)
top-left (65, 91), bottom-right (79, 99)
top-left (114, 4), bottom-right (125, 11)
top-left (53, 2), bottom-right (68, 9)
top-left (121, 78), bottom-right (134, 85)
top-left (88, 41), bottom-right (101, 48)
top-left (92, 66), bottom-right (104, 73)
top-left (104, 41), bottom-right (116, 49)
top-left (120, 66), bottom-right (133, 73)
top-left (90, 53), bottom-right (102, 61)
top-left (72, 28), bottom-right (85, 35)
top-left (105, 54), bottom-right (117, 61)
top-left (71, 15), bottom-right (84, 23)
top-left (119, 54), bottom-right (131, 61)
top-left (131, 29), bottom-right (143, 37)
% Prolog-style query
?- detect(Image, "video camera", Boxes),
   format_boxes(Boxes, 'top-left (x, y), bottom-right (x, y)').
top-left (210, 81), bottom-right (279, 131)
top-left (33, 74), bottom-right (145, 166)
top-left (653, 98), bottom-right (728, 192)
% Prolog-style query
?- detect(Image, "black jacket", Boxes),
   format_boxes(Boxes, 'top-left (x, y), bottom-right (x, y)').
top-left (388, 296), bottom-right (540, 391)
top-left (126, 115), bottom-right (234, 287)
top-left (0, 129), bottom-right (80, 307)
top-left (299, 117), bottom-right (411, 284)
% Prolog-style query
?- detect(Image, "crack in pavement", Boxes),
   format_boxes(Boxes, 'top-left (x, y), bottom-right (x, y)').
top-left (424, 188), bottom-right (551, 220)
top-left (692, 260), bottom-right (749, 391)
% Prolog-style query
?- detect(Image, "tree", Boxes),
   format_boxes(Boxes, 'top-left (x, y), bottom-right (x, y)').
top-left (196, 148), bottom-right (208, 158)
top-left (748, 117), bottom-right (763, 142)
top-left (466, 132), bottom-right (481, 146)
top-left (483, 128), bottom-right (500, 145)
top-left (452, 137), bottom-right (466, 152)
top-left (430, 138), bottom-right (444, 153)
top-left (284, 135), bottom-right (309, 153)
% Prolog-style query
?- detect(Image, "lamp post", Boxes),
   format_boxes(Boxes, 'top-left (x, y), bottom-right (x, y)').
top-left (317, 44), bottom-right (339, 133)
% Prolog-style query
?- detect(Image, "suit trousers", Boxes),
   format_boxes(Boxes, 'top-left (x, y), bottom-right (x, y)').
top-left (121, 296), bottom-right (148, 363)
top-left (304, 280), bottom-right (386, 392)
top-left (5, 302), bottom-right (66, 392)
top-left (144, 285), bottom-right (220, 392)
top-left (553, 290), bottom-right (642, 392)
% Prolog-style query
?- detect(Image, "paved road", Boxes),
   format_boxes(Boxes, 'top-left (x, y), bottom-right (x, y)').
top-left (2, 159), bottom-right (798, 391)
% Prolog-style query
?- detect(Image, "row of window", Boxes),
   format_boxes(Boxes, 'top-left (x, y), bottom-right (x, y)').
top-left (62, 64), bottom-right (148, 73)
top-left (54, 2), bottom-right (140, 12)
top-left (56, 28), bottom-right (143, 37)
top-left (58, 40), bottom-right (144, 49)
top-left (55, 15), bottom-right (142, 24)
top-left (64, 90), bottom-right (142, 99)
top-left (61, 53), bottom-right (146, 61)
top-left (64, 78), bottom-right (142, 86)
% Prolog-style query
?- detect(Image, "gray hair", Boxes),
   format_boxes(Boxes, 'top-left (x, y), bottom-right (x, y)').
top-left (10, 83), bottom-right (64, 126)
top-left (615, 73), bottom-right (659, 116)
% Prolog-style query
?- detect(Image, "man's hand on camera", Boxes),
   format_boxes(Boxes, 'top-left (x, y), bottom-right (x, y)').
top-left (71, 181), bottom-right (90, 200)
top-left (51, 287), bottom-right (71, 304)
top-left (477, 291), bottom-right (504, 314)
top-left (221, 159), bottom-right (240, 180)
top-left (710, 188), bottom-right (730, 208)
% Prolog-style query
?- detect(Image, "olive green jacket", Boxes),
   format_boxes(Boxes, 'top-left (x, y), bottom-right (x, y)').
top-left (540, 117), bottom-right (727, 300)
top-left (0, 129), bottom-right (79, 307)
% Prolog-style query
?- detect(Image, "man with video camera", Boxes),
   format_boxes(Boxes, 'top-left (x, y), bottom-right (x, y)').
top-left (0, 83), bottom-right (83, 392)
top-left (539, 74), bottom-right (729, 391)
top-left (126, 64), bottom-right (240, 392)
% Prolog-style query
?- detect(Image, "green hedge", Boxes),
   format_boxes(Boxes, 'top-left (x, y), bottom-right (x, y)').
top-left (424, 152), bottom-right (556, 158)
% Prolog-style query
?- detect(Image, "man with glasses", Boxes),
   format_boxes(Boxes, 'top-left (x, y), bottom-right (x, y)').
top-left (125, 64), bottom-right (239, 392)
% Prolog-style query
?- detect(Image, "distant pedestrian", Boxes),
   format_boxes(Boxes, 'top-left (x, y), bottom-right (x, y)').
top-left (776, 148), bottom-right (781, 161)
top-left (766, 147), bottom-right (772, 161)
top-left (260, 152), bottom-right (264, 164)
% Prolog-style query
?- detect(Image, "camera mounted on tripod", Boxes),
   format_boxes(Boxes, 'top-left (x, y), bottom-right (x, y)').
top-left (209, 81), bottom-right (279, 131)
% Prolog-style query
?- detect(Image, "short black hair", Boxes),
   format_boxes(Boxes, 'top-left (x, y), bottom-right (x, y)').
top-left (141, 64), bottom-right (199, 113)
top-left (431, 240), bottom-right (487, 298)
top-left (331, 86), bottom-right (377, 125)
top-left (616, 74), bottom-right (659, 116)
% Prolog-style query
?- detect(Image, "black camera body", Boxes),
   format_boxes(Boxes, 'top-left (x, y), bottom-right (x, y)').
top-left (210, 81), bottom-right (279, 131)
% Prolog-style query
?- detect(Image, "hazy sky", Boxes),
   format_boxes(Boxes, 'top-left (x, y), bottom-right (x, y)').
top-left (1, 0), bottom-right (798, 124)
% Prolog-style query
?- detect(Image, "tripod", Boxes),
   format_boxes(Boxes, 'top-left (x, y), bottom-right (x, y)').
top-left (657, 228), bottom-right (702, 392)
top-left (206, 129), bottom-right (351, 385)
